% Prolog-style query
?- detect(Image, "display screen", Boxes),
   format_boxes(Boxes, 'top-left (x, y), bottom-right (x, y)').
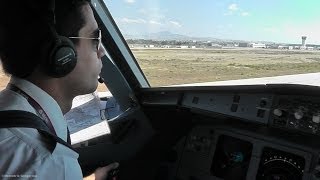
top-left (211, 135), bottom-right (253, 180)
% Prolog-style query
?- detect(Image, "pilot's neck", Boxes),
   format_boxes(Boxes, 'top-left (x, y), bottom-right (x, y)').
top-left (26, 75), bottom-right (73, 115)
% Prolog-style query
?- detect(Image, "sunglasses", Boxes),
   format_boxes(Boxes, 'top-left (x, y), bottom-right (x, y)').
top-left (69, 29), bottom-right (101, 51)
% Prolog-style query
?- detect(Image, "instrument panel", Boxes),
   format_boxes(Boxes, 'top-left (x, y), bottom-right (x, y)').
top-left (172, 91), bottom-right (320, 179)
top-left (176, 126), bottom-right (314, 180)
top-left (271, 95), bottom-right (320, 136)
top-left (140, 86), bottom-right (320, 179)
top-left (182, 92), bottom-right (273, 125)
top-left (181, 92), bottom-right (320, 136)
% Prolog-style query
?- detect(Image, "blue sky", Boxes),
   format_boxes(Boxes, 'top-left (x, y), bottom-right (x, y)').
top-left (105, 0), bottom-right (320, 44)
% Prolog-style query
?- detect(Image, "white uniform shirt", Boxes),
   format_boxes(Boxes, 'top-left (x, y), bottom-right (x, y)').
top-left (0, 77), bottom-right (83, 179)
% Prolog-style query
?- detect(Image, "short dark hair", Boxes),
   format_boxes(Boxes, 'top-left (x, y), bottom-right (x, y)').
top-left (0, 0), bottom-right (89, 78)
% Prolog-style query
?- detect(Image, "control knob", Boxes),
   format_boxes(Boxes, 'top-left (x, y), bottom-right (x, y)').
top-left (294, 110), bottom-right (304, 120)
top-left (273, 109), bottom-right (283, 117)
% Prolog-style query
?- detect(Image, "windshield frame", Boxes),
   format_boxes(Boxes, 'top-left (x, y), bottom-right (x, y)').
top-left (91, 0), bottom-right (150, 90)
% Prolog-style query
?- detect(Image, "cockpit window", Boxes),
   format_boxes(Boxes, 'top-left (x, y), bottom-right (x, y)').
top-left (106, 0), bottom-right (320, 87)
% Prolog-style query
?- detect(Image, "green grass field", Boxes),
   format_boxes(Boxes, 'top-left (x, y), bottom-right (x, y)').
top-left (1, 48), bottom-right (319, 89)
top-left (131, 48), bottom-right (320, 86)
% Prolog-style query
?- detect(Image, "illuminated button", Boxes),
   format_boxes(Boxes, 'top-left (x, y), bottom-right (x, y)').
top-left (313, 115), bottom-right (320, 123)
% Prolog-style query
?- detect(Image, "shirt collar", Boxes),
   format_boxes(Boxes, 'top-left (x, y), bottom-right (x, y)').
top-left (9, 77), bottom-right (68, 142)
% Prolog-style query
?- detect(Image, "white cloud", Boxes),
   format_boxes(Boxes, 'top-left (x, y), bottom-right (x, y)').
top-left (138, 8), bottom-right (166, 21)
top-left (149, 20), bottom-right (162, 25)
top-left (124, 0), bottom-right (135, 4)
top-left (120, 18), bottom-right (146, 24)
top-left (228, 4), bottom-right (238, 11)
top-left (119, 8), bottom-right (183, 33)
top-left (240, 12), bottom-right (250, 16)
top-left (225, 4), bottom-right (251, 17)
top-left (169, 21), bottom-right (182, 28)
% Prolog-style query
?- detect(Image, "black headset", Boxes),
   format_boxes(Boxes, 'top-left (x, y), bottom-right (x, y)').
top-left (44, 0), bottom-right (78, 78)
top-left (24, 0), bottom-right (78, 78)
top-left (46, 24), bottom-right (77, 78)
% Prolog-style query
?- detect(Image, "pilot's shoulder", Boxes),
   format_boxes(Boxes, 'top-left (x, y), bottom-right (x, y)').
top-left (0, 128), bottom-right (51, 160)
top-left (0, 128), bottom-right (64, 177)
top-left (0, 89), bottom-right (32, 111)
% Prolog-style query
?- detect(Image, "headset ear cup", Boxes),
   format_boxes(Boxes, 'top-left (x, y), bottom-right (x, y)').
top-left (47, 36), bottom-right (77, 78)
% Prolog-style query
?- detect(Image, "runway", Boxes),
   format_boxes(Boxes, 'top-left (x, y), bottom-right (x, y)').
top-left (172, 72), bottom-right (320, 87)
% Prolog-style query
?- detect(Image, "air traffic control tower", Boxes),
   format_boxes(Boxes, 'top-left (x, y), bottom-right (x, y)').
top-left (302, 36), bottom-right (307, 48)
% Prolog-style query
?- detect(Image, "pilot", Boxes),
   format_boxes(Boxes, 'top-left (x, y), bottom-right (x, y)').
top-left (0, 0), bottom-right (118, 179)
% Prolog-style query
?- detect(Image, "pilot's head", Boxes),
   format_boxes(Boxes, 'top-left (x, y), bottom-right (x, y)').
top-left (0, 0), bottom-right (105, 96)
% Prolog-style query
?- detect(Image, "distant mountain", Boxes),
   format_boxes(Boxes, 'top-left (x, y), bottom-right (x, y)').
top-left (127, 31), bottom-right (221, 41)
top-left (148, 31), bottom-right (189, 40)
top-left (124, 31), bottom-right (190, 41)
top-left (123, 31), bottom-right (268, 43)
